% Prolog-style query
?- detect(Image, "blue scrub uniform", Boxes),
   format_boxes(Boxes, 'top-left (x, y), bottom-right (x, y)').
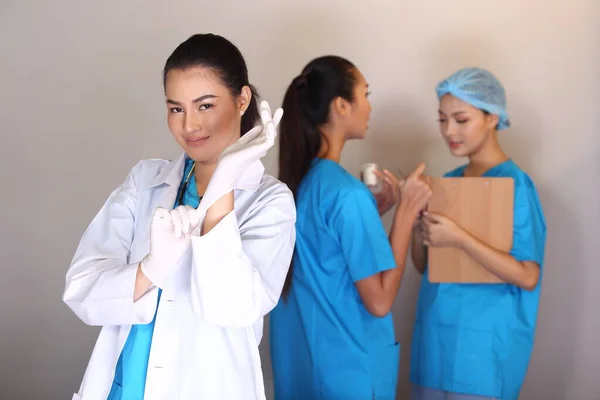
top-left (107, 157), bottom-right (200, 400)
top-left (410, 160), bottom-right (547, 400)
top-left (270, 158), bottom-right (400, 400)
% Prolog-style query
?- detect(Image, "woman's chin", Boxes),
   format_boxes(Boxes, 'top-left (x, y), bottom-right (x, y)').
top-left (185, 148), bottom-right (216, 164)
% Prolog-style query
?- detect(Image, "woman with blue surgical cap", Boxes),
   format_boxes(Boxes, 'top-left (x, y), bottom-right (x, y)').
top-left (409, 67), bottom-right (547, 400)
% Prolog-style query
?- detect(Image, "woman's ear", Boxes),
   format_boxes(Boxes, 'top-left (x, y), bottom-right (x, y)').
top-left (486, 113), bottom-right (500, 130)
top-left (331, 96), bottom-right (351, 119)
top-left (238, 85), bottom-right (252, 115)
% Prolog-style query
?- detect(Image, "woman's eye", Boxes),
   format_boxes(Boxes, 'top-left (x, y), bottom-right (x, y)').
top-left (169, 107), bottom-right (183, 113)
top-left (199, 103), bottom-right (213, 111)
top-left (366, 91), bottom-right (372, 97)
top-left (456, 119), bottom-right (469, 124)
top-left (437, 118), bottom-right (447, 123)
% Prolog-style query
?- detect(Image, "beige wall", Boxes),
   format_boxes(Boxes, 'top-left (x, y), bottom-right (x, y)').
top-left (0, 1), bottom-right (598, 399)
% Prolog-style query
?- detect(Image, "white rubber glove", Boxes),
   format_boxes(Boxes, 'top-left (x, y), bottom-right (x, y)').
top-left (197, 100), bottom-right (283, 215)
top-left (140, 206), bottom-right (201, 288)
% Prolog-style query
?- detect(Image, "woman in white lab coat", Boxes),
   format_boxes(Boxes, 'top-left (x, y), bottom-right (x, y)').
top-left (63, 33), bottom-right (296, 400)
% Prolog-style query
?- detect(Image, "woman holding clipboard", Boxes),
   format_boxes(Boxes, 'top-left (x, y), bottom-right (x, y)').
top-left (410, 67), bottom-right (547, 400)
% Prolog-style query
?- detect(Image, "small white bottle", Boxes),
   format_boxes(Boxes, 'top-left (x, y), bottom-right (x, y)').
top-left (361, 163), bottom-right (379, 187)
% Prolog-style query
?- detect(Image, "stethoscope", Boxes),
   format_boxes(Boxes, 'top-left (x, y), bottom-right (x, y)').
top-left (177, 162), bottom-right (197, 206)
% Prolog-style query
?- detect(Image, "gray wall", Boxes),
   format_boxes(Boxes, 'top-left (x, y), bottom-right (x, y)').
top-left (0, 1), bottom-right (598, 399)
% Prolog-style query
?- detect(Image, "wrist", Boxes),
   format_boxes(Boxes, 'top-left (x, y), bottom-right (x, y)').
top-left (392, 205), bottom-right (419, 233)
top-left (455, 229), bottom-right (474, 250)
top-left (395, 203), bottom-right (420, 222)
top-left (203, 191), bottom-right (234, 234)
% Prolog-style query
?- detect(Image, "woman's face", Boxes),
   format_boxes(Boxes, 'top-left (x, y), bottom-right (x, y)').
top-left (438, 94), bottom-right (499, 157)
top-left (165, 66), bottom-right (250, 163)
top-left (345, 69), bottom-right (372, 140)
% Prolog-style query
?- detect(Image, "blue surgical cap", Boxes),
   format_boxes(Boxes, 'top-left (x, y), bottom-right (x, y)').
top-left (436, 67), bottom-right (511, 130)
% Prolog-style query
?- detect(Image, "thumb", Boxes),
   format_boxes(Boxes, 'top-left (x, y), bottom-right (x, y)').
top-left (423, 211), bottom-right (441, 223)
top-left (272, 108), bottom-right (284, 128)
top-left (408, 162), bottom-right (426, 179)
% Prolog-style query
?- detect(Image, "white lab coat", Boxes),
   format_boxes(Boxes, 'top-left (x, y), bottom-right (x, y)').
top-left (63, 153), bottom-right (296, 400)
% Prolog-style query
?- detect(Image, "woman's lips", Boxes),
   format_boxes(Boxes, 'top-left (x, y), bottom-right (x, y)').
top-left (186, 136), bottom-right (209, 147)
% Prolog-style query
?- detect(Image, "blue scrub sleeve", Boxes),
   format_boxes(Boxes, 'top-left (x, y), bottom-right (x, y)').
top-left (330, 187), bottom-right (397, 282)
top-left (509, 176), bottom-right (547, 266)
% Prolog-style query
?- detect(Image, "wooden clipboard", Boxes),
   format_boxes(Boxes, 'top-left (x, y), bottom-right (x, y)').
top-left (426, 177), bottom-right (514, 283)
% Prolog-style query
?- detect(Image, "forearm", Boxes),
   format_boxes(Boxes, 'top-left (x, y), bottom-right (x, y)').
top-left (203, 191), bottom-right (235, 235)
top-left (411, 228), bottom-right (427, 274)
top-left (459, 233), bottom-right (540, 291)
top-left (134, 264), bottom-right (153, 301)
top-left (380, 205), bottom-right (418, 302)
top-left (63, 261), bottom-right (158, 326)
top-left (189, 198), bottom-right (297, 327)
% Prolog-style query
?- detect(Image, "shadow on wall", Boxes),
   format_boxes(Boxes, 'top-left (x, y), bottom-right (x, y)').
top-left (504, 101), bottom-right (585, 399)
top-left (519, 165), bottom-right (585, 399)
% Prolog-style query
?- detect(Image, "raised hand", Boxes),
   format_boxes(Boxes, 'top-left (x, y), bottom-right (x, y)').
top-left (198, 101), bottom-right (283, 215)
top-left (397, 163), bottom-right (432, 218)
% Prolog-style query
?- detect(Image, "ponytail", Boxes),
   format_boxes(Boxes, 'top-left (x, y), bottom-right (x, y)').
top-left (278, 75), bottom-right (322, 198)
top-left (278, 74), bottom-right (322, 299)
top-left (278, 56), bottom-right (357, 299)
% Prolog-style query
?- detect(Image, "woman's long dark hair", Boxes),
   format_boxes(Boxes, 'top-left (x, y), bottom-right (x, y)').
top-left (278, 55), bottom-right (357, 298)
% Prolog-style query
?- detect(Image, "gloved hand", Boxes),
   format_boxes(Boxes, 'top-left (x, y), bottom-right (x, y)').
top-left (140, 205), bottom-right (201, 288)
top-left (197, 101), bottom-right (283, 215)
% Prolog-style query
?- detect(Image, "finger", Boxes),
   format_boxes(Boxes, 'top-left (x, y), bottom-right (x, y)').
top-left (421, 212), bottom-right (435, 224)
top-left (408, 162), bottom-right (426, 179)
top-left (378, 173), bottom-right (393, 188)
top-left (422, 211), bottom-right (442, 223)
top-left (259, 100), bottom-right (273, 125)
top-left (243, 125), bottom-right (264, 143)
top-left (416, 189), bottom-right (433, 208)
top-left (170, 208), bottom-right (183, 238)
top-left (383, 169), bottom-right (400, 185)
top-left (264, 120), bottom-right (278, 143)
top-left (152, 207), bottom-right (173, 229)
top-left (186, 205), bottom-right (201, 228)
top-left (272, 108), bottom-right (284, 128)
top-left (153, 207), bottom-right (170, 222)
top-left (177, 206), bottom-right (191, 234)
top-left (237, 124), bottom-right (263, 146)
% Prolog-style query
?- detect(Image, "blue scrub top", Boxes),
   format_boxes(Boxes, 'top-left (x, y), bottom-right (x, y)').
top-left (410, 159), bottom-right (547, 400)
top-left (107, 157), bottom-right (200, 400)
top-left (270, 158), bottom-right (400, 400)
